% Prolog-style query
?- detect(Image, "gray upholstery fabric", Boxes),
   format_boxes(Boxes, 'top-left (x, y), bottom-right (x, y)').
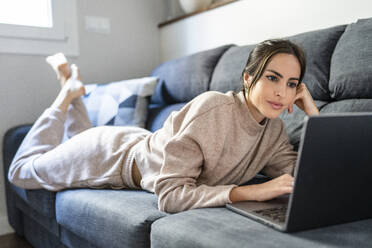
top-left (210, 45), bottom-right (255, 93)
top-left (329, 18), bottom-right (372, 100)
top-left (147, 103), bottom-right (186, 132)
top-left (4, 188), bottom-right (23, 236)
top-left (16, 195), bottom-right (60, 237)
top-left (151, 45), bottom-right (233, 104)
top-left (23, 214), bottom-right (63, 248)
top-left (289, 25), bottom-right (346, 101)
top-left (320, 98), bottom-right (372, 113)
top-left (151, 208), bottom-right (372, 248)
top-left (56, 189), bottom-right (167, 248)
top-left (60, 227), bottom-right (98, 248)
top-left (11, 186), bottom-right (56, 218)
top-left (279, 100), bottom-right (328, 151)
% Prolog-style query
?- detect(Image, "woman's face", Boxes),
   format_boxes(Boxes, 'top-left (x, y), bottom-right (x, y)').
top-left (244, 53), bottom-right (301, 123)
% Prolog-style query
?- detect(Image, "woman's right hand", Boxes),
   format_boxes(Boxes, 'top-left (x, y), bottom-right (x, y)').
top-left (288, 83), bottom-right (319, 116)
top-left (229, 174), bottom-right (294, 203)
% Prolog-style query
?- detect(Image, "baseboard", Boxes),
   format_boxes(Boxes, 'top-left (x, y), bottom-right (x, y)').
top-left (0, 215), bottom-right (14, 235)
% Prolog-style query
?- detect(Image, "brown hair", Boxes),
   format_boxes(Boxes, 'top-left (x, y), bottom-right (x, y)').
top-left (241, 39), bottom-right (306, 96)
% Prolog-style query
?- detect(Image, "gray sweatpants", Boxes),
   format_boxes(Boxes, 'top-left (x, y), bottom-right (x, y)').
top-left (8, 97), bottom-right (150, 191)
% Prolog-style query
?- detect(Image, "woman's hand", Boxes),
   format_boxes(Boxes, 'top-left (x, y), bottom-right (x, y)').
top-left (229, 174), bottom-right (294, 203)
top-left (288, 83), bottom-right (319, 116)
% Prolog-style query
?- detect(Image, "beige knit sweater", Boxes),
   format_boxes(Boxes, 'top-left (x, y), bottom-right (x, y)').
top-left (134, 91), bottom-right (297, 213)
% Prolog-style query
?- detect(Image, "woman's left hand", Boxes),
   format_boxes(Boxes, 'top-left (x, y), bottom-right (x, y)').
top-left (288, 83), bottom-right (319, 116)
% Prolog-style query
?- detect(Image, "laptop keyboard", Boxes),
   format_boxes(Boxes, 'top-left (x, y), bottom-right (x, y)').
top-left (253, 206), bottom-right (288, 223)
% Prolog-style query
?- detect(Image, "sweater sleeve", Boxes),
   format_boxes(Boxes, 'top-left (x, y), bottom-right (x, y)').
top-left (154, 135), bottom-right (237, 213)
top-left (261, 126), bottom-right (297, 178)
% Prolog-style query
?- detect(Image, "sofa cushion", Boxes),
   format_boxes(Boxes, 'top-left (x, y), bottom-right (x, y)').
top-left (15, 195), bottom-right (60, 237)
top-left (23, 214), bottom-right (62, 248)
top-left (11, 186), bottom-right (56, 218)
top-left (329, 18), bottom-right (372, 100)
top-left (60, 227), bottom-right (98, 248)
top-left (210, 45), bottom-right (255, 93)
top-left (289, 25), bottom-right (346, 101)
top-left (56, 189), bottom-right (167, 248)
top-left (146, 103), bottom-right (186, 132)
top-left (320, 99), bottom-right (372, 114)
top-left (151, 207), bottom-right (372, 248)
top-left (151, 45), bottom-right (233, 104)
top-left (82, 77), bottom-right (158, 128)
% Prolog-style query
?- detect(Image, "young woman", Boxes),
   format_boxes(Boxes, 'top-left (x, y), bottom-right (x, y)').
top-left (8, 39), bottom-right (319, 213)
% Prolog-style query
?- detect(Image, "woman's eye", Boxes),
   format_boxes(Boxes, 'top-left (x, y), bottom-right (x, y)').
top-left (288, 82), bottom-right (297, 88)
top-left (266, 75), bottom-right (277, 82)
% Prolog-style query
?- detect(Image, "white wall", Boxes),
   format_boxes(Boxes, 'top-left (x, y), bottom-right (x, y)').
top-left (160, 0), bottom-right (372, 61)
top-left (0, 0), bottom-right (166, 235)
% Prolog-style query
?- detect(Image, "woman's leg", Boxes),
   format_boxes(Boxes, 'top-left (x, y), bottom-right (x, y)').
top-left (65, 97), bottom-right (92, 139)
top-left (47, 53), bottom-right (92, 139)
top-left (8, 56), bottom-right (87, 190)
top-left (8, 55), bottom-right (149, 191)
top-left (65, 64), bottom-right (92, 138)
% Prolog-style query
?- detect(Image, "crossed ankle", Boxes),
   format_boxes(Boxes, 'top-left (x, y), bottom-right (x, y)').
top-left (58, 63), bottom-right (72, 80)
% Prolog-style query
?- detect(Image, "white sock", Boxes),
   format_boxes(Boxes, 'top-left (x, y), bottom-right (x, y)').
top-left (46, 53), bottom-right (68, 78)
top-left (67, 64), bottom-right (84, 91)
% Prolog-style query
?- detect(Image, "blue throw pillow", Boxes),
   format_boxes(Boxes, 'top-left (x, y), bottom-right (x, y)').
top-left (82, 77), bottom-right (158, 128)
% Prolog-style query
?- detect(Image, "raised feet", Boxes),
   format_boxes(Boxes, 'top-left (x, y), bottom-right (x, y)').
top-left (47, 53), bottom-right (85, 113)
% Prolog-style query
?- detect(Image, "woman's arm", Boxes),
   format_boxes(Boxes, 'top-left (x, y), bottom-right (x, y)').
top-left (229, 174), bottom-right (293, 203)
top-left (288, 83), bottom-right (319, 116)
top-left (230, 120), bottom-right (297, 203)
top-left (155, 136), bottom-right (237, 213)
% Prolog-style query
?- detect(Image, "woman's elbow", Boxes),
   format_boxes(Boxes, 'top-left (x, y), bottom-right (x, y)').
top-left (158, 196), bottom-right (180, 213)
top-left (157, 192), bottom-right (190, 214)
top-left (155, 180), bottom-right (193, 213)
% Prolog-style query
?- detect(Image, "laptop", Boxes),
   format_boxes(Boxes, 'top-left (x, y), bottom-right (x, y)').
top-left (226, 113), bottom-right (372, 232)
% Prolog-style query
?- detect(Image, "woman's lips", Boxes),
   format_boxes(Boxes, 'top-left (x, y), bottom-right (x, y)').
top-left (268, 101), bottom-right (283, 110)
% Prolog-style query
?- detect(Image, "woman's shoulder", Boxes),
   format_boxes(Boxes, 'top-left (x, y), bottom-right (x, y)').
top-left (191, 91), bottom-right (235, 109)
top-left (178, 91), bottom-right (236, 122)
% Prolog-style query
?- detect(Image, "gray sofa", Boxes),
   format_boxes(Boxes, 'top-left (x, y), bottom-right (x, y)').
top-left (3, 17), bottom-right (372, 247)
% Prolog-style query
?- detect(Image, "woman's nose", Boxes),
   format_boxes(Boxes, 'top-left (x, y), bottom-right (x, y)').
top-left (275, 83), bottom-right (287, 97)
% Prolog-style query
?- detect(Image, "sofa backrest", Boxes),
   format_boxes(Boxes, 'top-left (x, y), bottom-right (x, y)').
top-left (150, 44), bottom-right (233, 105)
top-left (288, 25), bottom-right (346, 101)
top-left (209, 44), bottom-right (255, 93)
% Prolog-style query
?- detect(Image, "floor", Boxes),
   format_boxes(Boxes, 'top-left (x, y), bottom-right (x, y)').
top-left (0, 233), bottom-right (33, 248)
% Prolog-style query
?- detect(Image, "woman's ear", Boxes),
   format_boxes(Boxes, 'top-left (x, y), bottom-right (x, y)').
top-left (243, 73), bottom-right (252, 84)
top-left (243, 73), bottom-right (253, 92)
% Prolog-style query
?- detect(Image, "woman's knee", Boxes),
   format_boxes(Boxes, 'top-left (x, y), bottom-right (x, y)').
top-left (7, 158), bottom-right (41, 189)
top-left (8, 159), bottom-right (25, 187)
